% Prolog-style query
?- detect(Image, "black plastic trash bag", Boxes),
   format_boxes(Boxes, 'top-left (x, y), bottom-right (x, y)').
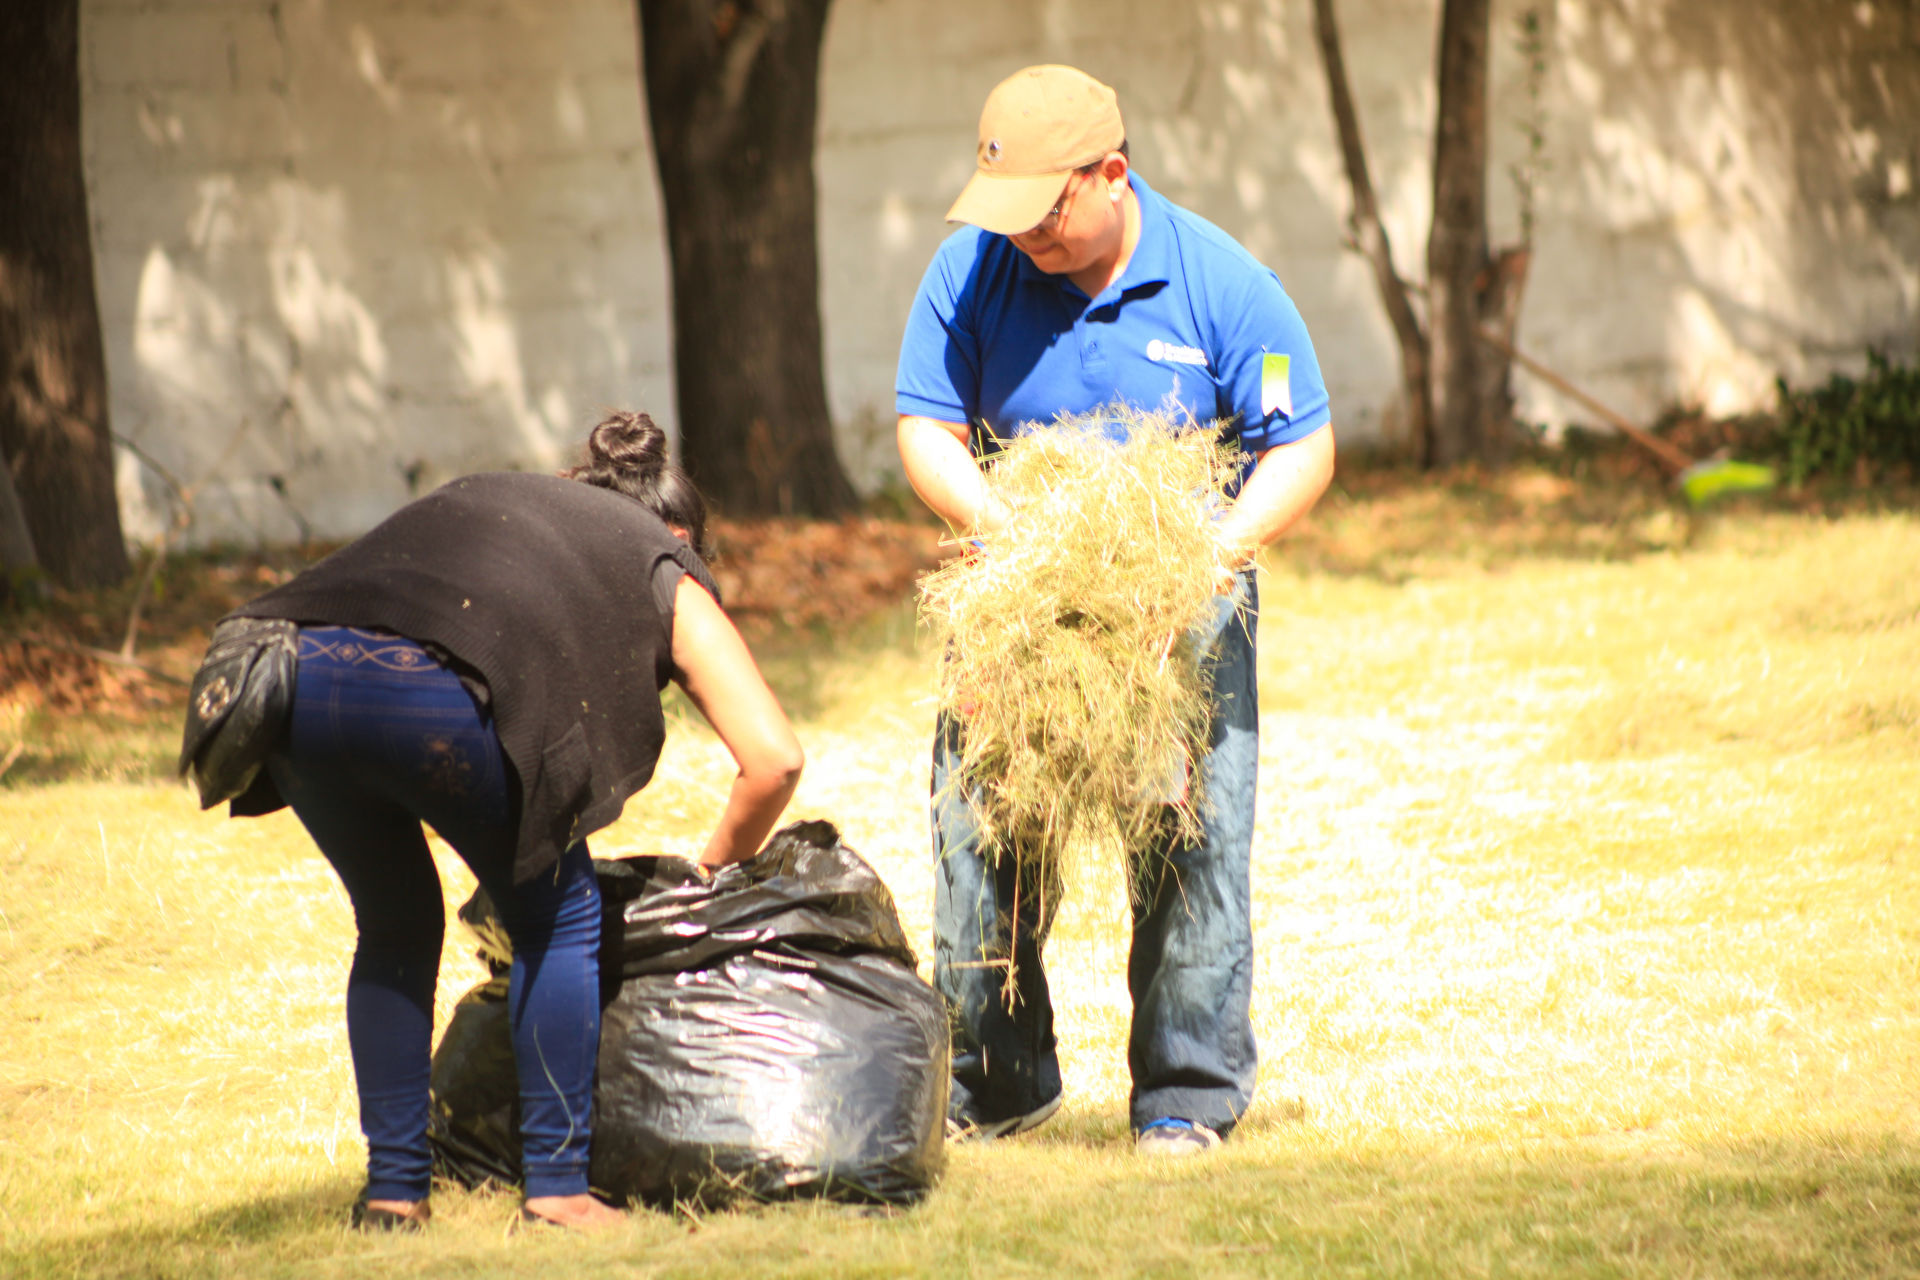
top-left (429, 820), bottom-right (949, 1208)
top-left (424, 971), bottom-right (519, 1188)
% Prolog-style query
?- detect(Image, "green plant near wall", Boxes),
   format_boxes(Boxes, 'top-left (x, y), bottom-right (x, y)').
top-left (1771, 350), bottom-right (1920, 486)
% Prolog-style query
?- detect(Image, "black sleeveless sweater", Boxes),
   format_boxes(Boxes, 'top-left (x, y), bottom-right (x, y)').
top-left (233, 471), bottom-right (719, 885)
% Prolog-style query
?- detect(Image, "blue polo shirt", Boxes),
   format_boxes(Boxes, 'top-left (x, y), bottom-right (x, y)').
top-left (896, 171), bottom-right (1330, 491)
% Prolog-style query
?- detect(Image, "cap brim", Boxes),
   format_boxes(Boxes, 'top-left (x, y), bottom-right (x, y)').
top-left (945, 169), bottom-right (1073, 235)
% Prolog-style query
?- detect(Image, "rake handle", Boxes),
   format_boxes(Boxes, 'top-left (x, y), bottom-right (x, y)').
top-left (1479, 327), bottom-right (1696, 475)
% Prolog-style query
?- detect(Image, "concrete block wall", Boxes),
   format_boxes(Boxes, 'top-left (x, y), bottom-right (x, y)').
top-left (83, 0), bottom-right (1920, 543)
top-left (818, 0), bottom-right (1920, 463)
top-left (817, 0), bottom-right (1447, 466)
top-left (87, 0), bottom-right (671, 543)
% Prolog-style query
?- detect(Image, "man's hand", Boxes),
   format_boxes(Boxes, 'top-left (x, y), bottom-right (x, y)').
top-left (898, 415), bottom-right (1005, 536)
top-left (1210, 544), bottom-right (1252, 595)
top-left (1212, 522), bottom-right (1261, 593)
top-left (1212, 425), bottom-right (1336, 578)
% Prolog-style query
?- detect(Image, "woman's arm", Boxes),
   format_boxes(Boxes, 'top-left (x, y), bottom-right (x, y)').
top-left (669, 575), bottom-right (805, 869)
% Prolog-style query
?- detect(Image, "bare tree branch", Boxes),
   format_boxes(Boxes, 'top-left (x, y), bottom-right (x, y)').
top-left (1312, 0), bottom-right (1433, 463)
top-left (111, 417), bottom-right (249, 658)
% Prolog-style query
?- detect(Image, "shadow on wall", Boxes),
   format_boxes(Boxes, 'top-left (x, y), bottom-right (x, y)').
top-left (93, 0), bottom-right (1919, 539)
top-left (1169, 0), bottom-right (1920, 436)
top-left (96, 0), bottom-right (674, 546)
top-left (1522, 0), bottom-right (1919, 421)
top-left (814, 0), bottom-right (1447, 464)
top-left (1141, 0), bottom-right (1440, 452)
top-left (818, 0), bottom-right (1920, 446)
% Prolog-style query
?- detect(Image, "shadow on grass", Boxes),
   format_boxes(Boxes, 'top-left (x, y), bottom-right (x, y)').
top-left (1, 1179), bottom-right (360, 1280)
top-left (9, 1136), bottom-right (1918, 1278)
top-left (0, 705), bottom-right (182, 787)
top-left (1293, 470), bottom-right (1684, 584)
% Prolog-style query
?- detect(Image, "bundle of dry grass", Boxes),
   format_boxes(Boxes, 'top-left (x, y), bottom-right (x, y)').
top-left (918, 405), bottom-right (1237, 895)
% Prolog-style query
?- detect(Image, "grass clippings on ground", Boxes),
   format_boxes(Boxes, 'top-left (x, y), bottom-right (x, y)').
top-left (2, 469), bottom-right (1917, 1278)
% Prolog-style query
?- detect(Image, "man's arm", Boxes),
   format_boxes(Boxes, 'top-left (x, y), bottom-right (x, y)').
top-left (1214, 423), bottom-right (1336, 569)
top-left (896, 414), bottom-right (1015, 534)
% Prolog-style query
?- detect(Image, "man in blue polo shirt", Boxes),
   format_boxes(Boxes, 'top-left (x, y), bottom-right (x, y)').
top-left (896, 65), bottom-right (1335, 1157)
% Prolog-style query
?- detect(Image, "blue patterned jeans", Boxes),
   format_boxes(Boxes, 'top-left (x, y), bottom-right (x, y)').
top-left (931, 573), bottom-right (1261, 1135)
top-left (265, 627), bottom-right (601, 1202)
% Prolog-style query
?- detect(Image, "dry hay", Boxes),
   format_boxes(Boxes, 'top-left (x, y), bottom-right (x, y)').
top-left (917, 406), bottom-right (1236, 897)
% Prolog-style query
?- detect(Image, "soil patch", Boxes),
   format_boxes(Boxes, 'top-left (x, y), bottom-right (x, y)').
top-left (2, 514), bottom-right (947, 721)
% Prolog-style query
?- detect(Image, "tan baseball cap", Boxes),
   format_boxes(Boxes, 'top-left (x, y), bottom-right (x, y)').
top-left (945, 65), bottom-right (1125, 235)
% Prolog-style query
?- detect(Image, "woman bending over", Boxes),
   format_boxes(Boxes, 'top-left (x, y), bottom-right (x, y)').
top-left (196, 411), bottom-right (801, 1230)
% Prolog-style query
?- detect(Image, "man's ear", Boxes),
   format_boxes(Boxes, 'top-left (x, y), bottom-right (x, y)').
top-left (1099, 151), bottom-right (1130, 194)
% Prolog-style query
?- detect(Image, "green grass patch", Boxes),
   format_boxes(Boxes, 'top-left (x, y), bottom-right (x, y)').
top-left (2, 474), bottom-right (1916, 1276)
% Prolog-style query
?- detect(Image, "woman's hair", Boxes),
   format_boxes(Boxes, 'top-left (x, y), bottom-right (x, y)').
top-left (563, 411), bottom-right (713, 560)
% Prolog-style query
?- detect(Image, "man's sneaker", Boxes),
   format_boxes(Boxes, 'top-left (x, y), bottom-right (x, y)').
top-left (1134, 1117), bottom-right (1222, 1157)
top-left (946, 1092), bottom-right (1063, 1143)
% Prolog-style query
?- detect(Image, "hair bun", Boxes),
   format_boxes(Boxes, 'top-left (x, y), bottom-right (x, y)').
top-left (565, 408), bottom-right (711, 560)
top-left (588, 411), bottom-right (667, 480)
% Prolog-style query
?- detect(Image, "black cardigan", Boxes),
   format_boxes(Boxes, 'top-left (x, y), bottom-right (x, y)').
top-left (233, 472), bottom-right (719, 885)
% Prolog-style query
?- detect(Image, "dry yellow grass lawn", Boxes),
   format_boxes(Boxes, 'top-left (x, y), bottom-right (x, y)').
top-left (2, 476), bottom-right (1917, 1277)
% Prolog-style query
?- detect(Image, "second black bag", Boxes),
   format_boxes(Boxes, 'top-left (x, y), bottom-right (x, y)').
top-left (429, 820), bottom-right (949, 1208)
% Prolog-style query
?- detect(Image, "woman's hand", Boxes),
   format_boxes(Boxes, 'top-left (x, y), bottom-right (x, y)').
top-left (669, 576), bottom-right (804, 871)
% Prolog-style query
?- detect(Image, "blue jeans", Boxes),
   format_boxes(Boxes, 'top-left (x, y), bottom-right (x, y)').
top-left (265, 627), bottom-right (602, 1202)
top-left (932, 574), bottom-right (1260, 1135)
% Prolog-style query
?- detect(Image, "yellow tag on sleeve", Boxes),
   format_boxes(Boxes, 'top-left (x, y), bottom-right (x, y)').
top-left (1261, 353), bottom-right (1293, 418)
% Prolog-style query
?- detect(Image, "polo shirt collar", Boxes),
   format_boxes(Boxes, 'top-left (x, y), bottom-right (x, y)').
top-left (1009, 170), bottom-right (1176, 303)
top-left (1112, 171), bottom-right (1175, 294)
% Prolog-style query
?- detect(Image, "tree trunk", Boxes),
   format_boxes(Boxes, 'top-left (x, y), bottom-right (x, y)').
top-left (0, 454), bottom-right (42, 604)
top-left (636, 0), bottom-right (857, 517)
top-left (1312, 0), bottom-right (1433, 466)
top-left (0, 0), bottom-right (129, 588)
top-left (1427, 0), bottom-right (1501, 467)
top-left (1474, 244), bottom-right (1530, 443)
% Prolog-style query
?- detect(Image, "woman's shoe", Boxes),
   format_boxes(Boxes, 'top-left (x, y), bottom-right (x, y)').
top-left (518, 1193), bottom-right (627, 1233)
top-left (351, 1196), bottom-right (431, 1232)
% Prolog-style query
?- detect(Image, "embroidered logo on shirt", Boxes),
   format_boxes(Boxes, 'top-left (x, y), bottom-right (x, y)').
top-left (1261, 352), bottom-right (1293, 417)
top-left (1146, 338), bottom-right (1208, 366)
